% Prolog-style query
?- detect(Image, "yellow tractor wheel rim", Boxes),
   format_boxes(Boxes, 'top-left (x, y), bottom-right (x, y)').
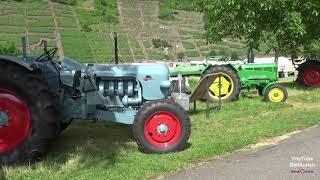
top-left (268, 88), bottom-right (284, 102)
top-left (208, 73), bottom-right (234, 100)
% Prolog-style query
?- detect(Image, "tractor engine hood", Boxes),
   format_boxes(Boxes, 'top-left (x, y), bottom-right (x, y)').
top-left (61, 57), bottom-right (171, 100)
top-left (92, 63), bottom-right (171, 100)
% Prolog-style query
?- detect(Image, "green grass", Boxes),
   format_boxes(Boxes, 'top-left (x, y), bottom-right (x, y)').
top-left (28, 17), bottom-right (54, 27)
top-left (57, 17), bottom-right (78, 27)
top-left (2, 79), bottom-right (320, 179)
top-left (182, 41), bottom-right (195, 49)
top-left (159, 0), bottom-right (197, 20)
top-left (0, 15), bottom-right (25, 26)
top-left (185, 50), bottom-right (200, 57)
top-left (60, 29), bottom-right (93, 62)
top-left (0, 26), bottom-right (25, 34)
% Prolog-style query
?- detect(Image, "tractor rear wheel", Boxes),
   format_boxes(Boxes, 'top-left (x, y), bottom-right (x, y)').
top-left (133, 100), bottom-right (190, 153)
top-left (202, 65), bottom-right (241, 102)
top-left (0, 62), bottom-right (60, 165)
top-left (297, 64), bottom-right (320, 87)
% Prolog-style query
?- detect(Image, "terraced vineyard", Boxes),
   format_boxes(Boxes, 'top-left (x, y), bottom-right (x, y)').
top-left (0, 0), bottom-right (261, 63)
top-left (0, 0), bottom-right (122, 63)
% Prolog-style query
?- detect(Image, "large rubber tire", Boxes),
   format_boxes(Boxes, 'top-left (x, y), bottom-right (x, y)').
top-left (202, 65), bottom-right (241, 102)
top-left (0, 62), bottom-right (61, 165)
top-left (264, 84), bottom-right (288, 103)
top-left (297, 64), bottom-right (320, 87)
top-left (59, 121), bottom-right (72, 133)
top-left (133, 100), bottom-right (190, 153)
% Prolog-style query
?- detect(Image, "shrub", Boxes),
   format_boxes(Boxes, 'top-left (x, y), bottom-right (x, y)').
top-left (152, 39), bottom-right (171, 49)
top-left (208, 50), bottom-right (217, 57)
top-left (95, 0), bottom-right (118, 24)
top-left (177, 52), bottom-right (185, 61)
top-left (0, 41), bottom-right (20, 56)
top-left (218, 48), bottom-right (230, 60)
top-left (230, 51), bottom-right (239, 60)
top-left (81, 24), bottom-right (92, 32)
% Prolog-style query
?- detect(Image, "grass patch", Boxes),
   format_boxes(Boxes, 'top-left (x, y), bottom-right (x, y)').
top-left (195, 40), bottom-right (207, 47)
top-left (28, 27), bottom-right (54, 33)
top-left (150, 51), bottom-right (170, 60)
top-left (0, 15), bottom-right (25, 26)
top-left (60, 29), bottom-right (93, 62)
top-left (2, 80), bottom-right (320, 179)
top-left (0, 26), bottom-right (25, 34)
top-left (28, 17), bottom-right (54, 27)
top-left (57, 17), bottom-right (78, 27)
top-left (27, 10), bottom-right (52, 17)
top-left (185, 50), bottom-right (200, 57)
top-left (182, 41), bottom-right (195, 49)
top-left (159, 0), bottom-right (197, 20)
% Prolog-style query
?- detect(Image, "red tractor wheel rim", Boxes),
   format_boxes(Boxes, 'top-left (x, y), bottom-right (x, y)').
top-left (304, 68), bottom-right (320, 86)
top-left (0, 88), bottom-right (30, 152)
top-left (144, 111), bottom-right (181, 148)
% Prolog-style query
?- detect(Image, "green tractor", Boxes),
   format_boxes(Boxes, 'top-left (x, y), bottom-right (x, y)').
top-left (170, 60), bottom-right (288, 103)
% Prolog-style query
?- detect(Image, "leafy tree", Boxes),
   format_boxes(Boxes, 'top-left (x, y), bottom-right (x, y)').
top-left (177, 52), bottom-right (185, 61)
top-left (196, 0), bottom-right (320, 58)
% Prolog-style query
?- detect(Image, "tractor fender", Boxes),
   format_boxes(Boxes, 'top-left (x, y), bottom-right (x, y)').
top-left (297, 60), bottom-right (320, 71)
top-left (262, 82), bottom-right (276, 95)
top-left (202, 64), bottom-right (239, 74)
top-left (0, 55), bottom-right (34, 71)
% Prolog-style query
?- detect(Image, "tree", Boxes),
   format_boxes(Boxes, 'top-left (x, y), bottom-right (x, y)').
top-left (196, 0), bottom-right (320, 58)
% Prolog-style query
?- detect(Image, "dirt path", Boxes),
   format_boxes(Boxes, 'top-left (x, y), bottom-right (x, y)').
top-left (48, 1), bottom-right (64, 60)
top-left (137, 1), bottom-right (148, 60)
top-left (166, 126), bottom-right (320, 180)
top-left (117, 0), bottom-right (135, 60)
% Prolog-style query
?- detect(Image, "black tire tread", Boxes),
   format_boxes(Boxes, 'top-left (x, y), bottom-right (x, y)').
top-left (202, 65), bottom-right (241, 102)
top-left (0, 61), bottom-right (61, 165)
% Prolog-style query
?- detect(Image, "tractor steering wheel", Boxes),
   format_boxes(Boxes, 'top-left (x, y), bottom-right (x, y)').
top-left (35, 48), bottom-right (58, 62)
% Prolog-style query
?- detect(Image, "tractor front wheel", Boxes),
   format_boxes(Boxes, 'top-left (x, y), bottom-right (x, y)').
top-left (133, 100), bottom-right (190, 153)
top-left (0, 62), bottom-right (60, 165)
top-left (264, 84), bottom-right (288, 103)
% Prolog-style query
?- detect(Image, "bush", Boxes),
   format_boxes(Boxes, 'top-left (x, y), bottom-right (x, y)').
top-left (208, 50), bottom-right (217, 57)
top-left (230, 51), bottom-right (239, 60)
top-left (0, 41), bottom-right (20, 56)
top-left (152, 39), bottom-right (171, 49)
top-left (81, 24), bottom-right (92, 32)
top-left (159, 0), bottom-right (175, 20)
top-left (95, 0), bottom-right (118, 24)
top-left (218, 48), bottom-right (230, 60)
top-left (177, 52), bottom-right (185, 61)
top-left (159, 0), bottom-right (197, 20)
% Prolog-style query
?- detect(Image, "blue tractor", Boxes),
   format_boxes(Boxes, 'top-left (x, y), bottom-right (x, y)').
top-left (0, 38), bottom-right (190, 165)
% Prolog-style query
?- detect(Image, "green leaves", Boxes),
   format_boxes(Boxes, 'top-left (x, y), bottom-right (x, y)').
top-left (196, 0), bottom-right (320, 58)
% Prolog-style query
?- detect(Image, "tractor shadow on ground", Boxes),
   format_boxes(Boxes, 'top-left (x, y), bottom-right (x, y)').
top-left (45, 120), bottom-right (192, 170)
top-left (0, 167), bottom-right (6, 180)
top-left (279, 81), bottom-right (310, 90)
top-left (46, 121), bottom-right (134, 169)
